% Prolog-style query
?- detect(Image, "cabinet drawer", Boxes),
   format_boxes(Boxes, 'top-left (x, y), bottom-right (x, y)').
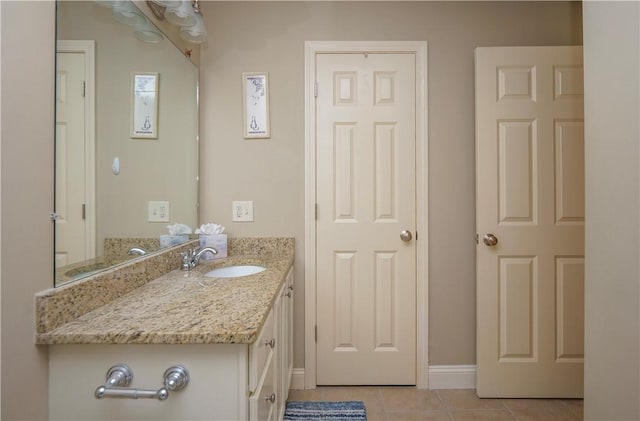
top-left (249, 308), bottom-right (275, 390)
top-left (250, 352), bottom-right (275, 421)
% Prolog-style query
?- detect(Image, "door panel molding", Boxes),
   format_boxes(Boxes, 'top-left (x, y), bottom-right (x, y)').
top-left (304, 41), bottom-right (429, 389)
top-left (56, 40), bottom-right (96, 264)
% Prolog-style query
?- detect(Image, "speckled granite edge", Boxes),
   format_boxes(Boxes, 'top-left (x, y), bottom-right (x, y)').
top-left (35, 237), bottom-right (294, 337)
top-left (36, 250), bottom-right (294, 345)
top-left (228, 237), bottom-right (294, 256)
top-left (35, 240), bottom-right (200, 334)
top-left (103, 237), bottom-right (162, 259)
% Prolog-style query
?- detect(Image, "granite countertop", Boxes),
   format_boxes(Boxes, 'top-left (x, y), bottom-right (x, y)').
top-left (36, 239), bottom-right (294, 346)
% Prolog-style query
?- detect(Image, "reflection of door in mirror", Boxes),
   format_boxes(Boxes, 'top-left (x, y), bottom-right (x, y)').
top-left (55, 41), bottom-right (96, 268)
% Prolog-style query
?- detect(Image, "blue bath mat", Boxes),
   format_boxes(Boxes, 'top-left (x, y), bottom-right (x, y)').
top-left (284, 400), bottom-right (367, 420)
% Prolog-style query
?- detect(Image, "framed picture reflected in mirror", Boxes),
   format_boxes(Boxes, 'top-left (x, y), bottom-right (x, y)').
top-left (131, 72), bottom-right (159, 139)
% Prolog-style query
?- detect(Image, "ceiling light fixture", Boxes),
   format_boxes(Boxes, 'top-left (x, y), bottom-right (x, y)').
top-left (150, 0), bottom-right (182, 7)
top-left (147, 0), bottom-right (208, 44)
top-left (134, 19), bottom-right (165, 44)
top-left (111, 1), bottom-right (146, 26)
top-left (165, 0), bottom-right (197, 27)
top-left (93, 0), bottom-right (207, 45)
top-left (179, 6), bottom-right (207, 44)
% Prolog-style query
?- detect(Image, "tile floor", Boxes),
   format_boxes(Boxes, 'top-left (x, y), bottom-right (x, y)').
top-left (287, 387), bottom-right (583, 420)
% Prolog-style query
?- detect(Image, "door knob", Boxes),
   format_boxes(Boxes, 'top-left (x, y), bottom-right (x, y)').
top-left (400, 230), bottom-right (413, 242)
top-left (483, 233), bottom-right (498, 246)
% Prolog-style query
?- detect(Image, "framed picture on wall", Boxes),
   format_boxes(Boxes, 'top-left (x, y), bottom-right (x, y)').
top-left (242, 72), bottom-right (270, 139)
top-left (131, 72), bottom-right (159, 139)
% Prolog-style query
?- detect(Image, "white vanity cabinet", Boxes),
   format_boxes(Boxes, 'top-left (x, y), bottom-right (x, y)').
top-left (250, 267), bottom-right (294, 421)
top-left (279, 265), bottom-right (295, 418)
top-left (48, 268), bottom-right (294, 421)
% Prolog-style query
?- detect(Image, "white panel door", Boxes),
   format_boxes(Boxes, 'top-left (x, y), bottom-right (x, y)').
top-left (316, 52), bottom-right (416, 385)
top-left (475, 46), bottom-right (584, 397)
top-left (55, 51), bottom-right (87, 267)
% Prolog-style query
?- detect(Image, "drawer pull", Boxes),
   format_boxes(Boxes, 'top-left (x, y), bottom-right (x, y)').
top-left (264, 338), bottom-right (276, 349)
top-left (264, 393), bottom-right (276, 404)
top-left (94, 364), bottom-right (189, 401)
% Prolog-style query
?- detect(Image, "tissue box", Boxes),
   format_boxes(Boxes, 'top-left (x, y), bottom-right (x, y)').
top-left (160, 234), bottom-right (189, 248)
top-left (199, 234), bottom-right (227, 260)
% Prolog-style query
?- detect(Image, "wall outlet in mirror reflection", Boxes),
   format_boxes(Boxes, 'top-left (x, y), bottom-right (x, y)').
top-left (148, 201), bottom-right (170, 222)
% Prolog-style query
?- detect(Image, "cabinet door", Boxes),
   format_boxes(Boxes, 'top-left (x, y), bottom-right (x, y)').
top-left (286, 269), bottom-right (294, 389)
top-left (49, 344), bottom-right (247, 421)
top-left (250, 352), bottom-right (276, 421)
top-left (250, 308), bottom-right (275, 392)
top-left (250, 274), bottom-right (293, 421)
top-left (277, 281), bottom-right (287, 419)
top-left (275, 270), bottom-right (294, 420)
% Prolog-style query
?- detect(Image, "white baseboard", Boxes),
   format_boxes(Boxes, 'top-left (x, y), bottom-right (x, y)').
top-left (289, 366), bottom-right (476, 390)
top-left (290, 368), bottom-right (306, 390)
top-left (428, 365), bottom-right (476, 389)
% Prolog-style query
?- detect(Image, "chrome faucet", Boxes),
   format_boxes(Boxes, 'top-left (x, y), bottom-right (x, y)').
top-left (180, 247), bottom-right (218, 271)
top-left (127, 247), bottom-right (148, 256)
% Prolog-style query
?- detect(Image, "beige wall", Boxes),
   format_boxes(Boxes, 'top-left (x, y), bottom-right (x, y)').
top-left (1, 1), bottom-right (54, 419)
top-left (0, 0), bottom-right (636, 418)
top-left (58, 1), bottom-right (198, 254)
top-left (0, 0), bottom-right (3, 412)
top-left (198, 1), bottom-right (582, 367)
top-left (583, 1), bottom-right (640, 419)
top-left (1, 0), bottom-right (3, 412)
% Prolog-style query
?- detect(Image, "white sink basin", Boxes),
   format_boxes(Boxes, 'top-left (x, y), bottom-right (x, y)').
top-left (204, 265), bottom-right (266, 278)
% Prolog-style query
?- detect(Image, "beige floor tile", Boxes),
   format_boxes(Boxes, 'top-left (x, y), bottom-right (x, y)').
top-left (319, 385), bottom-right (380, 399)
top-left (288, 387), bottom-right (582, 421)
top-left (287, 388), bottom-right (325, 402)
top-left (437, 389), bottom-right (506, 410)
top-left (385, 409), bottom-right (452, 420)
top-left (380, 386), bottom-right (445, 411)
top-left (366, 410), bottom-right (389, 421)
top-left (449, 409), bottom-right (516, 420)
top-left (561, 399), bottom-right (584, 418)
top-left (321, 386), bottom-right (384, 413)
top-left (500, 398), bottom-right (570, 410)
top-left (509, 407), bottom-right (581, 421)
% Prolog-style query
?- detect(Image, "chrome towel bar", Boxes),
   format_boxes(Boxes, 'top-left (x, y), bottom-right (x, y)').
top-left (94, 364), bottom-right (189, 401)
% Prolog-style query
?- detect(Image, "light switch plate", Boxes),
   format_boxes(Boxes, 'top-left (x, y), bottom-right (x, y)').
top-left (148, 201), bottom-right (170, 222)
top-left (232, 201), bottom-right (253, 222)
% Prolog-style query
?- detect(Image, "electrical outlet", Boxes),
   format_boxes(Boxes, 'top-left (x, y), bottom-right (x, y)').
top-left (148, 201), bottom-right (170, 222)
top-left (232, 201), bottom-right (253, 222)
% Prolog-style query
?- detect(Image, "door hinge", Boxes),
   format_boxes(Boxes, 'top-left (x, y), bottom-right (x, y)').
top-left (315, 325), bottom-right (317, 343)
top-left (475, 233), bottom-right (479, 244)
top-left (82, 203), bottom-right (86, 220)
top-left (415, 231), bottom-right (418, 241)
top-left (315, 204), bottom-right (318, 220)
top-left (81, 81), bottom-right (86, 98)
top-left (314, 81), bottom-right (318, 98)
top-left (49, 212), bottom-right (60, 222)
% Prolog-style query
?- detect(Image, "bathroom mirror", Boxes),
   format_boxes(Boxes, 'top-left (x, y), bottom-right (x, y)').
top-left (54, 0), bottom-right (198, 286)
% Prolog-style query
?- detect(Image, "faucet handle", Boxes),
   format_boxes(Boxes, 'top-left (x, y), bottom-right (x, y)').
top-left (180, 251), bottom-right (194, 271)
top-left (182, 248), bottom-right (197, 259)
